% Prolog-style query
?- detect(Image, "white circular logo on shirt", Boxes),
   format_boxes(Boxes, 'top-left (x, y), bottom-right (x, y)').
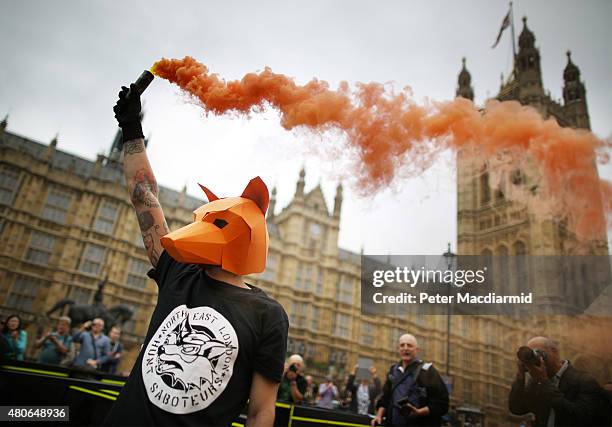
top-left (141, 305), bottom-right (239, 414)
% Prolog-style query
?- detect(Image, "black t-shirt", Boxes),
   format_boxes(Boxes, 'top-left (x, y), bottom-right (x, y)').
top-left (103, 250), bottom-right (288, 427)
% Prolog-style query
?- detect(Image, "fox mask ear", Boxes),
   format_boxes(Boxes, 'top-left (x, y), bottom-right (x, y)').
top-left (241, 176), bottom-right (269, 214)
top-left (198, 184), bottom-right (219, 202)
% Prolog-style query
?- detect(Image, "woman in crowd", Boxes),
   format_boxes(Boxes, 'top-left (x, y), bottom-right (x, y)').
top-left (2, 314), bottom-right (27, 361)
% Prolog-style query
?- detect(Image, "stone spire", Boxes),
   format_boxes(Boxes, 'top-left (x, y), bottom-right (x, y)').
top-left (268, 186), bottom-right (277, 219)
top-left (562, 51), bottom-right (590, 129)
top-left (178, 183), bottom-right (187, 207)
top-left (0, 114), bottom-right (7, 133)
top-left (333, 182), bottom-right (343, 217)
top-left (516, 16), bottom-right (543, 96)
top-left (45, 133), bottom-right (58, 160)
top-left (295, 167), bottom-right (305, 199)
top-left (456, 57), bottom-right (474, 101)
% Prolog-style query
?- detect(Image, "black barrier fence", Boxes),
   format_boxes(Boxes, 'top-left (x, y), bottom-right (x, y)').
top-left (0, 361), bottom-right (372, 427)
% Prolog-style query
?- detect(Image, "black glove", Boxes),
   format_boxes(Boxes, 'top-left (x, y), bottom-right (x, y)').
top-left (113, 84), bottom-right (144, 143)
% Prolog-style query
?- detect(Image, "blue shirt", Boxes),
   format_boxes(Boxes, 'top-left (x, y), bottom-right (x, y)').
top-left (100, 341), bottom-right (123, 374)
top-left (3, 330), bottom-right (27, 361)
top-left (38, 333), bottom-right (73, 365)
top-left (72, 331), bottom-right (111, 368)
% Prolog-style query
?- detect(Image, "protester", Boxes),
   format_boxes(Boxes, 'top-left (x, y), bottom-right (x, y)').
top-left (346, 364), bottom-right (382, 415)
top-left (278, 354), bottom-right (308, 404)
top-left (36, 316), bottom-right (73, 365)
top-left (72, 318), bottom-right (111, 370)
top-left (339, 374), bottom-right (352, 410)
top-left (100, 326), bottom-right (123, 374)
top-left (103, 79), bottom-right (288, 427)
top-left (373, 333), bottom-right (449, 426)
top-left (316, 376), bottom-right (339, 409)
top-left (2, 314), bottom-right (27, 361)
top-left (509, 336), bottom-right (610, 427)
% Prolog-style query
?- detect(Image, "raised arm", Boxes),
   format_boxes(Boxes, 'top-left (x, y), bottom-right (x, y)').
top-left (114, 84), bottom-right (169, 267)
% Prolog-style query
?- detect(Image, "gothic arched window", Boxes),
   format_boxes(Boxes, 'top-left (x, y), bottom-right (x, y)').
top-left (481, 172), bottom-right (491, 206)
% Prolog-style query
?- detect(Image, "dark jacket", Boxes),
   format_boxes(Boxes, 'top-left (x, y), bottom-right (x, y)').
top-left (377, 361), bottom-right (449, 426)
top-left (277, 373), bottom-right (308, 404)
top-left (346, 374), bottom-right (383, 414)
top-left (509, 362), bottom-right (611, 427)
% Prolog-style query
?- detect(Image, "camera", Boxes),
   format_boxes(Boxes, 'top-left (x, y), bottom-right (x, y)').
top-left (517, 346), bottom-right (547, 367)
top-left (396, 396), bottom-right (416, 416)
top-left (288, 363), bottom-right (298, 373)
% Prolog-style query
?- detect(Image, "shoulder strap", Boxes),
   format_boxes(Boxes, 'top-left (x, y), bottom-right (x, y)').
top-left (391, 361), bottom-right (424, 393)
top-left (413, 362), bottom-right (424, 381)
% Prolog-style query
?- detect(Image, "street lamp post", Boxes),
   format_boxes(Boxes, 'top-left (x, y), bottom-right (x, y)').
top-left (443, 243), bottom-right (456, 377)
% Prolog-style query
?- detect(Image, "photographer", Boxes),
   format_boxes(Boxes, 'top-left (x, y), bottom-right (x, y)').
top-left (509, 336), bottom-right (610, 427)
top-left (373, 334), bottom-right (449, 426)
top-left (316, 376), bottom-right (339, 409)
top-left (277, 354), bottom-right (308, 404)
top-left (72, 318), bottom-right (111, 370)
top-left (36, 316), bottom-right (73, 365)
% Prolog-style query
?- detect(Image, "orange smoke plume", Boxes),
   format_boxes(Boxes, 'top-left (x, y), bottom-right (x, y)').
top-left (151, 56), bottom-right (610, 241)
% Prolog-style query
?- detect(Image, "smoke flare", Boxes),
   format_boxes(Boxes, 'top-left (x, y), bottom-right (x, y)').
top-left (151, 56), bottom-right (610, 241)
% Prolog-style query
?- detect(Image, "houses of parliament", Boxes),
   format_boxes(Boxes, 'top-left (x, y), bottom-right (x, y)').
top-left (0, 17), bottom-right (610, 426)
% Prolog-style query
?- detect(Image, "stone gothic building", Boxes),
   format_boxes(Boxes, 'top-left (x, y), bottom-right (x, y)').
top-left (454, 16), bottom-right (612, 425)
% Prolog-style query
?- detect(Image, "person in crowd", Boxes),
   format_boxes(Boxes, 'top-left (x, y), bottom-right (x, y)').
top-left (303, 375), bottom-right (317, 405)
top-left (509, 336), bottom-right (611, 427)
top-left (72, 318), bottom-right (111, 370)
top-left (36, 316), bottom-right (73, 365)
top-left (346, 364), bottom-right (383, 415)
top-left (100, 326), bottom-right (123, 374)
top-left (338, 374), bottom-right (352, 410)
top-left (2, 314), bottom-right (27, 361)
top-left (278, 354), bottom-right (308, 404)
top-left (316, 375), bottom-right (339, 409)
top-left (373, 333), bottom-right (449, 426)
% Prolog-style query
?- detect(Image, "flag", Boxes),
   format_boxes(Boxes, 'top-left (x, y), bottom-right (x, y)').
top-left (492, 10), bottom-right (511, 49)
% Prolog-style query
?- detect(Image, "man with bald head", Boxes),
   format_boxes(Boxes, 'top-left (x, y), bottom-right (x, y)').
top-left (277, 354), bottom-right (308, 404)
top-left (509, 336), bottom-right (610, 427)
top-left (373, 334), bottom-right (449, 426)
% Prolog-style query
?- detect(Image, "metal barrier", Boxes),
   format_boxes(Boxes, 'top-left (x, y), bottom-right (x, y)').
top-left (0, 361), bottom-right (371, 427)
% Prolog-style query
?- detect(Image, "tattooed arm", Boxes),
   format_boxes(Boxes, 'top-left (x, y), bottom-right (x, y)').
top-left (123, 138), bottom-right (169, 267)
top-left (114, 84), bottom-right (169, 267)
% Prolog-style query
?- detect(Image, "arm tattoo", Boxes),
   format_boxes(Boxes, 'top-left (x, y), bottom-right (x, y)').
top-left (143, 233), bottom-right (160, 266)
top-left (124, 139), bottom-right (145, 155)
top-left (137, 211), bottom-right (155, 231)
top-left (142, 221), bottom-right (168, 266)
top-left (132, 185), bottom-right (160, 208)
top-left (131, 168), bottom-right (159, 207)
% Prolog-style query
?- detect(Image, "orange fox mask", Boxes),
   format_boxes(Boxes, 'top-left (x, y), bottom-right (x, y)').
top-left (160, 177), bottom-right (269, 275)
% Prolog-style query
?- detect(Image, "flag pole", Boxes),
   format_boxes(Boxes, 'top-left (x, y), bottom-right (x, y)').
top-left (510, 1), bottom-right (517, 59)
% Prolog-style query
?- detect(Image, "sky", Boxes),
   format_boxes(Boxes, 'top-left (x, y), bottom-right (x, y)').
top-left (1, 0), bottom-right (611, 256)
